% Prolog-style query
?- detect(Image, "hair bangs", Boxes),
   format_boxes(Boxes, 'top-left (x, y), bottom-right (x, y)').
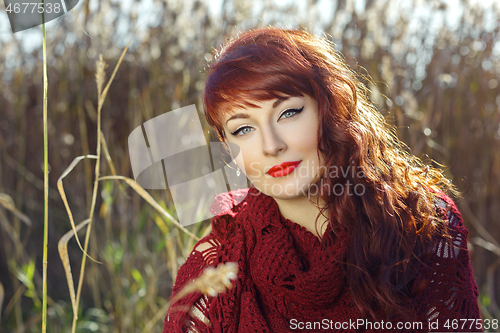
top-left (203, 34), bottom-right (319, 139)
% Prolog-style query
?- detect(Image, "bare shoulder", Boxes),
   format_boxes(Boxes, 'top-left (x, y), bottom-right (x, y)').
top-left (191, 236), bottom-right (221, 267)
top-left (194, 240), bottom-right (218, 253)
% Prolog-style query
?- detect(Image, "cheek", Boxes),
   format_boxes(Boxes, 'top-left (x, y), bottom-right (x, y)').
top-left (234, 146), bottom-right (260, 178)
top-left (287, 119), bottom-right (319, 154)
top-left (302, 133), bottom-right (319, 152)
top-left (234, 154), bottom-right (245, 171)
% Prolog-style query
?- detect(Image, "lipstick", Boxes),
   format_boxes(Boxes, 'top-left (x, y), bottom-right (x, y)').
top-left (266, 161), bottom-right (301, 178)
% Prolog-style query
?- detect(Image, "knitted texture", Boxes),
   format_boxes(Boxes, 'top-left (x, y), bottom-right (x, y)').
top-left (163, 187), bottom-right (481, 332)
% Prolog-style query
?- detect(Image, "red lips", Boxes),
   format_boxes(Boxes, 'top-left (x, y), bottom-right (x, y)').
top-left (266, 161), bottom-right (301, 178)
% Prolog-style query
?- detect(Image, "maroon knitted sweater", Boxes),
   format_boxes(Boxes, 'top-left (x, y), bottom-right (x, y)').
top-left (163, 187), bottom-right (482, 332)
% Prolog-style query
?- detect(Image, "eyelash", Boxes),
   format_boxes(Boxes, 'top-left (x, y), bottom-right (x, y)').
top-left (230, 106), bottom-right (304, 136)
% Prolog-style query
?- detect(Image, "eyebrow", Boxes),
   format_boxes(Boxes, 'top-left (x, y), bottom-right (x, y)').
top-left (225, 97), bottom-right (291, 125)
top-left (273, 97), bottom-right (289, 108)
top-left (225, 113), bottom-right (250, 124)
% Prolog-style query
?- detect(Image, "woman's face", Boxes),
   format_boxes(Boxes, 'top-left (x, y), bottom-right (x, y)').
top-left (222, 94), bottom-right (324, 200)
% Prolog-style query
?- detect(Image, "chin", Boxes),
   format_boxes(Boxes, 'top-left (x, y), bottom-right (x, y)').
top-left (252, 179), bottom-right (312, 200)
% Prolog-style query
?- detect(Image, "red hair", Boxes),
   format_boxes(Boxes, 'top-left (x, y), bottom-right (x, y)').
top-left (203, 27), bottom-right (457, 321)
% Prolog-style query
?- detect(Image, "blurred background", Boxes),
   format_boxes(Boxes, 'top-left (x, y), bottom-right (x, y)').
top-left (0, 0), bottom-right (499, 331)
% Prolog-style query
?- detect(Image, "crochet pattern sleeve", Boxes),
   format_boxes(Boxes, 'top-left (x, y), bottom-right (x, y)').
top-left (162, 234), bottom-right (221, 333)
top-left (163, 189), bottom-right (249, 333)
top-left (412, 194), bottom-right (482, 332)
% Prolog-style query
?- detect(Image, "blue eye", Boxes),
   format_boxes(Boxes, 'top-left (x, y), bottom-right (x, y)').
top-left (230, 106), bottom-right (304, 136)
top-left (231, 126), bottom-right (253, 136)
top-left (279, 106), bottom-right (304, 120)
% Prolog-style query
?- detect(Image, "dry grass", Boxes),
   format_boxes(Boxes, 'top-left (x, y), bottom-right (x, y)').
top-left (171, 262), bottom-right (238, 304)
top-left (0, 0), bottom-right (499, 331)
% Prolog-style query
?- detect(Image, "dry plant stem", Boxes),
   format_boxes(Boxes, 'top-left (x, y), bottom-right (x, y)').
top-left (57, 150), bottom-right (129, 328)
top-left (77, 94), bottom-right (92, 211)
top-left (0, 194), bottom-right (32, 228)
top-left (460, 200), bottom-right (499, 247)
top-left (56, 155), bottom-right (101, 328)
top-left (57, 154), bottom-right (99, 259)
top-left (67, 0), bottom-right (91, 39)
top-left (171, 262), bottom-right (238, 303)
top-left (58, 219), bottom-right (91, 318)
top-left (0, 209), bottom-right (26, 256)
top-left (3, 284), bottom-right (26, 318)
top-left (99, 176), bottom-right (200, 241)
top-left (14, 84), bottom-right (26, 243)
top-left (141, 301), bottom-right (171, 333)
top-left (99, 131), bottom-right (129, 196)
top-left (71, 84), bottom-right (102, 332)
top-left (0, 208), bottom-right (24, 332)
top-left (1, 152), bottom-right (59, 201)
top-left (72, 41), bottom-right (132, 333)
top-left (471, 237), bottom-right (500, 257)
top-left (41, 11), bottom-right (49, 333)
top-left (168, 262), bottom-right (238, 322)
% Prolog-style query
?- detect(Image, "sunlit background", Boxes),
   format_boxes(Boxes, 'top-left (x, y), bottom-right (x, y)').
top-left (0, 0), bottom-right (499, 331)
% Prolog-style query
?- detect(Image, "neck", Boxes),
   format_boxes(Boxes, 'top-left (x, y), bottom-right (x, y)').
top-left (273, 193), bottom-right (329, 239)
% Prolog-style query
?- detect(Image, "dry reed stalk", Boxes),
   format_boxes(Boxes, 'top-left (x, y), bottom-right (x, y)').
top-left (1, 153), bottom-right (59, 201)
top-left (0, 207), bottom-right (25, 333)
top-left (66, 0), bottom-right (91, 39)
top-left (168, 262), bottom-right (238, 326)
top-left (77, 102), bottom-right (92, 210)
top-left (0, 200), bottom-right (34, 332)
top-left (57, 154), bottom-right (99, 258)
top-left (2, 284), bottom-right (26, 321)
top-left (56, 151), bottom-right (125, 327)
top-left (172, 262), bottom-right (238, 301)
top-left (460, 199), bottom-right (500, 247)
top-left (471, 237), bottom-right (500, 257)
top-left (99, 130), bottom-right (128, 196)
top-left (55, 136), bottom-right (138, 330)
top-left (0, 209), bottom-right (26, 257)
top-left (165, 228), bottom-right (179, 280)
top-left (0, 194), bottom-right (32, 228)
top-left (141, 301), bottom-right (171, 333)
top-left (98, 175), bottom-right (200, 241)
top-left (41, 9), bottom-right (49, 333)
top-left (9, 37), bottom-right (29, 333)
top-left (53, 39), bottom-right (132, 332)
top-left (57, 219), bottom-right (91, 318)
top-left (13, 87), bottom-right (27, 242)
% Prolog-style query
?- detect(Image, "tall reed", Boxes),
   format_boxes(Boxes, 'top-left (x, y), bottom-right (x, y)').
top-left (0, 1), bottom-right (498, 331)
top-left (41, 5), bottom-right (49, 333)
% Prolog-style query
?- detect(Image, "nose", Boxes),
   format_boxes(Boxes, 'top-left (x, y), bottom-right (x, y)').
top-left (261, 125), bottom-right (286, 157)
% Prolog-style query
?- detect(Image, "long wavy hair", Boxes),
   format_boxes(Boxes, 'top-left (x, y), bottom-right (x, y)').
top-left (203, 27), bottom-right (458, 321)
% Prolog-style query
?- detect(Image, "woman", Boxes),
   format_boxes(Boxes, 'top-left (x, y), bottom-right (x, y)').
top-left (163, 27), bottom-right (482, 332)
